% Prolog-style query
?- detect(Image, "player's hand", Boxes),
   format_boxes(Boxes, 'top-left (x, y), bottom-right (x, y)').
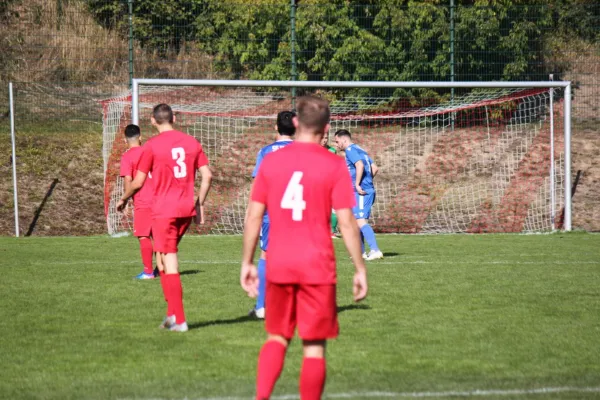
top-left (116, 198), bottom-right (128, 212)
top-left (353, 270), bottom-right (368, 302)
top-left (240, 262), bottom-right (259, 298)
top-left (355, 184), bottom-right (366, 195)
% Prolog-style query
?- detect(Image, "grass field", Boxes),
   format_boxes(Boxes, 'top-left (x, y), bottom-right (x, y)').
top-left (1, 234), bottom-right (599, 400)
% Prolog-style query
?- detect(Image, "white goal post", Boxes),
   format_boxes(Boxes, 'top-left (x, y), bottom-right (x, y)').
top-left (102, 79), bottom-right (571, 235)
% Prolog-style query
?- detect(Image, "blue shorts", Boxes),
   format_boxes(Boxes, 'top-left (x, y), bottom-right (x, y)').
top-left (353, 191), bottom-right (376, 219)
top-left (259, 221), bottom-right (269, 252)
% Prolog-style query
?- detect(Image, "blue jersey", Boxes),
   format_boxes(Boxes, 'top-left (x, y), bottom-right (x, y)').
top-left (345, 144), bottom-right (375, 193)
top-left (252, 139), bottom-right (293, 224)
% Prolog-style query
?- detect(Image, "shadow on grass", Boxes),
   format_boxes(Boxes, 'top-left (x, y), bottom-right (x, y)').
top-left (337, 303), bottom-right (371, 313)
top-left (383, 252), bottom-right (400, 257)
top-left (188, 315), bottom-right (260, 330)
top-left (180, 269), bottom-right (202, 276)
top-left (26, 178), bottom-right (59, 236)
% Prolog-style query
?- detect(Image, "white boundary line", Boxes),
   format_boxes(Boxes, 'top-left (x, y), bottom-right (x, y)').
top-left (118, 386), bottom-right (600, 400)
top-left (7, 232), bottom-right (599, 240)
top-left (22, 259), bottom-right (600, 266)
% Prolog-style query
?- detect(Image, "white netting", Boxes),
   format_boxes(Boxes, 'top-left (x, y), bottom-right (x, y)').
top-left (101, 84), bottom-right (566, 235)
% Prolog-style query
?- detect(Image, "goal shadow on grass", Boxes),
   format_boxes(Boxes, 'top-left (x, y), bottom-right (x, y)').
top-left (337, 303), bottom-right (371, 313)
top-left (188, 304), bottom-right (371, 330)
top-left (188, 315), bottom-right (260, 330)
top-left (180, 269), bottom-right (202, 276)
top-left (26, 178), bottom-right (59, 236)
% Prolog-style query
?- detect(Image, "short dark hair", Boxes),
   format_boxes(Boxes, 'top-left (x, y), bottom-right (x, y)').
top-left (124, 124), bottom-right (141, 139)
top-left (334, 129), bottom-right (351, 139)
top-left (276, 110), bottom-right (296, 136)
top-left (296, 96), bottom-right (330, 132)
top-left (152, 103), bottom-right (174, 124)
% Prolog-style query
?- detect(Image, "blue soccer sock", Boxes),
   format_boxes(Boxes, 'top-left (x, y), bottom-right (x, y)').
top-left (360, 224), bottom-right (380, 252)
top-left (256, 258), bottom-right (267, 310)
top-left (360, 230), bottom-right (365, 254)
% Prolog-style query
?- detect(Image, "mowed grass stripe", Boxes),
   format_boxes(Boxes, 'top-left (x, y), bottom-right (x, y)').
top-left (0, 233), bottom-right (599, 400)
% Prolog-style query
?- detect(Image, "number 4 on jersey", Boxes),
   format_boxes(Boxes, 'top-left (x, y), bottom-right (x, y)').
top-left (281, 171), bottom-right (306, 221)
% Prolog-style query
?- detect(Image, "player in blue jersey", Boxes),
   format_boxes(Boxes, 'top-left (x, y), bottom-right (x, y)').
top-left (247, 110), bottom-right (296, 318)
top-left (334, 129), bottom-right (383, 260)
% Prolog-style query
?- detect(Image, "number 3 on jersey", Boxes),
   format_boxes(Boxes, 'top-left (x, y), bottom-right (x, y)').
top-left (281, 171), bottom-right (306, 221)
top-left (172, 147), bottom-right (187, 178)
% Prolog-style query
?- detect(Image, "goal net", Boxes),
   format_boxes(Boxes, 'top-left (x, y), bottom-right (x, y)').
top-left (101, 80), bottom-right (570, 236)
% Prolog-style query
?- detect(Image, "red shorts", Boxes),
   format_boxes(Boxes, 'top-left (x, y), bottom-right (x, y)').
top-left (133, 208), bottom-right (152, 237)
top-left (265, 283), bottom-right (338, 341)
top-left (152, 217), bottom-right (191, 253)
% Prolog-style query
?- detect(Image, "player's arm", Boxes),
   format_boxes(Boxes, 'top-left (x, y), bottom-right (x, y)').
top-left (193, 145), bottom-right (213, 223)
top-left (123, 175), bottom-right (133, 194)
top-left (241, 167), bottom-right (268, 297)
top-left (119, 156), bottom-right (133, 211)
top-left (121, 175), bottom-right (133, 214)
top-left (347, 146), bottom-right (366, 194)
top-left (245, 149), bottom-right (264, 224)
top-left (193, 165), bottom-right (212, 224)
top-left (241, 199), bottom-right (266, 297)
top-left (118, 146), bottom-right (151, 211)
top-left (354, 160), bottom-right (366, 195)
top-left (117, 170), bottom-right (147, 211)
top-left (333, 161), bottom-right (367, 301)
top-left (371, 162), bottom-right (379, 178)
top-left (337, 208), bottom-right (368, 302)
top-left (195, 165), bottom-right (212, 204)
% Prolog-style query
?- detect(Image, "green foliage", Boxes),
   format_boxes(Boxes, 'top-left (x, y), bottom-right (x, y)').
top-left (84, 0), bottom-right (599, 84)
top-left (87, 0), bottom-right (205, 53)
top-left (194, 0), bottom-right (290, 79)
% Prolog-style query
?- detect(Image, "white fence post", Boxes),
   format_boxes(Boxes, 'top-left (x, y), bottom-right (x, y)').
top-left (9, 82), bottom-right (19, 237)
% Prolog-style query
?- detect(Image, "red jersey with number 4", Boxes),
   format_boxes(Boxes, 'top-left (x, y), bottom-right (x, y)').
top-left (119, 146), bottom-right (153, 210)
top-left (137, 130), bottom-right (209, 219)
top-left (251, 142), bottom-right (355, 284)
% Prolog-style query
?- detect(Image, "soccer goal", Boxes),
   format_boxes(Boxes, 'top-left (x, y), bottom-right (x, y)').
top-left (101, 79), bottom-right (572, 236)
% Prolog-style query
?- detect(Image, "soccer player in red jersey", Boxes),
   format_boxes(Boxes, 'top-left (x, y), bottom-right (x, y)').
top-left (117, 104), bottom-right (213, 332)
top-left (119, 124), bottom-right (156, 280)
top-left (241, 96), bottom-right (368, 400)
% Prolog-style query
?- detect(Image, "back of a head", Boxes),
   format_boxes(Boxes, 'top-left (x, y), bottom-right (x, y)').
top-left (296, 96), bottom-right (330, 133)
top-left (124, 124), bottom-right (141, 140)
top-left (334, 129), bottom-right (351, 140)
top-left (153, 103), bottom-right (174, 125)
top-left (276, 110), bottom-right (296, 136)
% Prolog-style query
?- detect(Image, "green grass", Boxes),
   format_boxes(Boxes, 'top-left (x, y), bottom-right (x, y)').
top-left (1, 234), bottom-right (599, 400)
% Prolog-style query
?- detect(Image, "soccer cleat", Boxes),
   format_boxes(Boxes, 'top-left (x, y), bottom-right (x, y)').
top-left (159, 315), bottom-right (176, 329)
top-left (362, 252), bottom-right (368, 260)
top-left (169, 322), bottom-right (189, 332)
top-left (248, 307), bottom-right (265, 319)
top-left (135, 271), bottom-right (156, 280)
top-left (365, 250), bottom-right (384, 261)
top-left (331, 234), bottom-right (339, 239)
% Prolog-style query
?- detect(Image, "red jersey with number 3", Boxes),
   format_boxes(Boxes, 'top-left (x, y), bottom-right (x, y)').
top-left (119, 146), bottom-right (153, 210)
top-left (251, 142), bottom-right (355, 285)
top-left (137, 130), bottom-right (209, 219)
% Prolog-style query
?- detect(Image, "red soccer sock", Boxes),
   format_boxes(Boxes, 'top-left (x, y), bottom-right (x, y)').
top-left (300, 357), bottom-right (326, 400)
top-left (165, 273), bottom-right (185, 323)
top-left (159, 271), bottom-right (173, 316)
top-left (139, 238), bottom-right (154, 275)
top-left (256, 341), bottom-right (287, 400)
